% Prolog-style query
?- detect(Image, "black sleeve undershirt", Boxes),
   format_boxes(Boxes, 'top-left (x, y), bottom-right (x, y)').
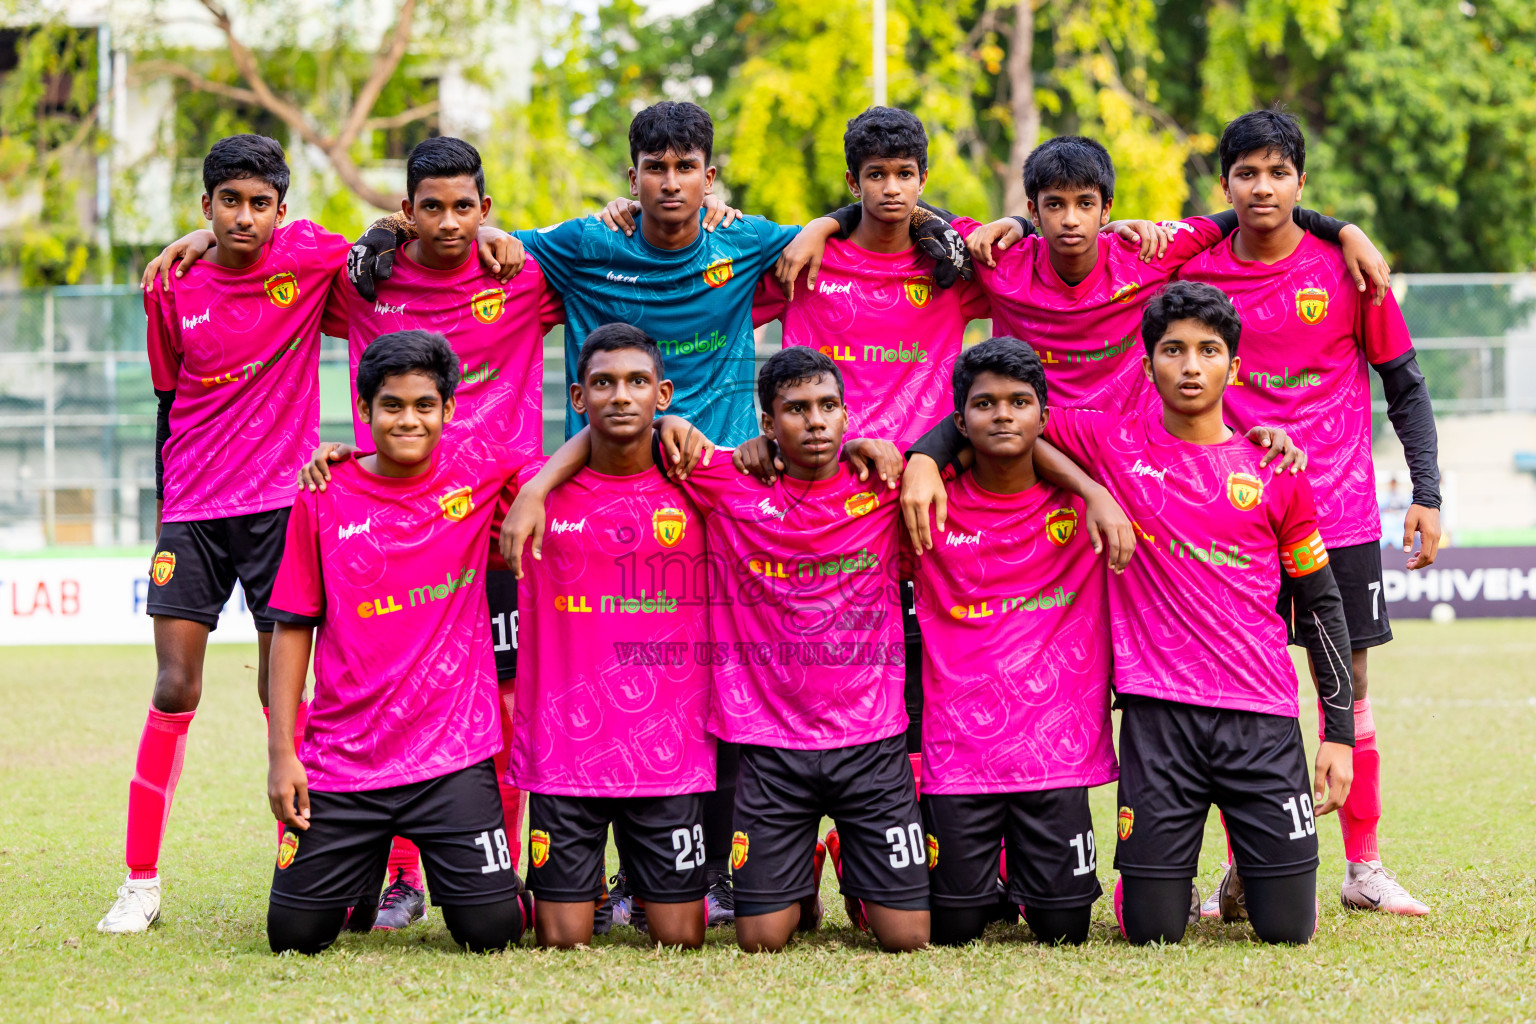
top-left (906, 416), bottom-right (968, 474)
top-left (155, 388), bottom-right (175, 499)
top-left (1373, 350), bottom-right (1441, 509)
top-left (1289, 564), bottom-right (1356, 744)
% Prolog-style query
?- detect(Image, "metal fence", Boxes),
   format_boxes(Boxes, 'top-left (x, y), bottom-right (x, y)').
top-left (2, 275), bottom-right (1534, 549)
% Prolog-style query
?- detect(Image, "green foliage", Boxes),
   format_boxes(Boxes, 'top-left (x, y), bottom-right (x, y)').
top-left (0, 23), bottom-right (100, 284)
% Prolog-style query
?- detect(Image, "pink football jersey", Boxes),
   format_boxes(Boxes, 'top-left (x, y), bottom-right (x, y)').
top-left (1178, 232), bottom-right (1414, 547)
top-left (508, 465), bottom-right (716, 797)
top-left (325, 242), bottom-right (562, 457)
top-left (909, 474), bottom-right (1116, 794)
top-left (754, 238), bottom-right (991, 446)
top-left (268, 425), bottom-right (529, 791)
top-left (146, 220), bottom-right (349, 521)
top-left (955, 216), bottom-right (1226, 414)
top-left (324, 243), bottom-right (563, 570)
top-left (679, 458), bottom-right (907, 749)
top-left (1045, 409), bottom-right (1331, 718)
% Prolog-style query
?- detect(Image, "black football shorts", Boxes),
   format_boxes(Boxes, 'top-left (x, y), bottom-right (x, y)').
top-left (526, 791), bottom-right (707, 903)
top-left (922, 787), bottom-right (1102, 909)
top-left (269, 759), bottom-right (522, 910)
top-left (485, 567), bottom-right (518, 680)
top-left (147, 508), bottom-right (289, 631)
top-left (732, 734), bottom-right (928, 909)
top-left (1113, 696), bottom-right (1319, 881)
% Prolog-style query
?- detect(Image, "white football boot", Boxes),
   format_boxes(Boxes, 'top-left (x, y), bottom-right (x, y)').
top-left (1341, 860), bottom-right (1430, 916)
top-left (98, 874), bottom-right (162, 934)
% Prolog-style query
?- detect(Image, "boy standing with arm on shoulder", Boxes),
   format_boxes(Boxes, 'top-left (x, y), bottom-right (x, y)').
top-left (307, 136), bottom-right (563, 927)
top-left (1179, 109), bottom-right (1439, 916)
top-left (99, 135), bottom-right (350, 935)
top-left (263, 330), bottom-right (535, 954)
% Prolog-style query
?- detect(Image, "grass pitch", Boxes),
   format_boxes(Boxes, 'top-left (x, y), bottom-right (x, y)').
top-left (2, 620), bottom-right (1534, 1022)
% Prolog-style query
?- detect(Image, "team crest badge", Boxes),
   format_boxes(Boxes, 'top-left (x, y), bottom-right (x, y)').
top-left (926, 833), bottom-right (939, 870)
top-left (903, 275), bottom-right (934, 308)
top-left (277, 832), bottom-right (299, 869)
top-left (152, 551), bottom-right (176, 586)
top-left (438, 485), bottom-right (474, 522)
top-left (653, 507), bottom-right (687, 548)
top-left (529, 830), bottom-right (550, 868)
top-left (1118, 807), bottom-right (1135, 841)
top-left (844, 491), bottom-right (878, 517)
top-left (1045, 508), bottom-right (1078, 546)
top-left (1296, 287), bottom-right (1329, 325)
top-left (703, 257), bottom-right (735, 288)
top-left (1110, 282), bottom-right (1141, 304)
top-left (470, 287), bottom-right (506, 324)
top-left (731, 831), bottom-right (750, 870)
top-left (264, 272), bottom-right (299, 308)
top-left (1226, 471), bottom-right (1264, 512)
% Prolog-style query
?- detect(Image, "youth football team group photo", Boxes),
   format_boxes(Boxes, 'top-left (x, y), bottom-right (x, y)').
top-left (96, 95), bottom-right (1443, 956)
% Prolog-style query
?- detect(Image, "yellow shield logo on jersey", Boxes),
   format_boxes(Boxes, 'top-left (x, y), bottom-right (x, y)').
top-left (1110, 282), bottom-right (1141, 304)
top-left (264, 272), bottom-right (299, 308)
top-left (1296, 287), bottom-right (1329, 325)
top-left (277, 831), bottom-right (299, 869)
top-left (731, 831), bottom-right (750, 870)
top-left (152, 551), bottom-right (176, 586)
top-left (1226, 471), bottom-right (1264, 512)
top-left (653, 507), bottom-right (687, 548)
top-left (903, 275), bottom-right (934, 308)
top-left (1118, 806), bottom-right (1134, 841)
top-left (703, 257), bottom-right (735, 288)
top-left (926, 833), bottom-right (939, 870)
top-left (845, 491), bottom-right (878, 517)
top-left (529, 829), bottom-right (550, 868)
top-left (438, 485), bottom-right (474, 522)
top-left (1046, 507), bottom-right (1078, 546)
top-left (470, 287), bottom-right (506, 324)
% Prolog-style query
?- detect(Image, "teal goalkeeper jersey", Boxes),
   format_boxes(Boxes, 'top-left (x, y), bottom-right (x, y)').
top-left (516, 212), bottom-right (800, 446)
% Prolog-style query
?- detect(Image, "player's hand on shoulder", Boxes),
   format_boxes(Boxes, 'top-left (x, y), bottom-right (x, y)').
top-left (899, 453), bottom-right (947, 554)
top-left (598, 198), bottom-right (642, 236)
top-left (702, 193), bottom-right (744, 232)
top-left (477, 226), bottom-right (524, 281)
top-left (142, 229), bottom-right (217, 293)
top-left (775, 230), bottom-right (828, 300)
top-left (843, 438), bottom-right (903, 490)
top-left (1313, 740), bottom-right (1354, 815)
top-left (1106, 219), bottom-right (1172, 262)
top-left (1403, 504), bottom-right (1441, 570)
top-left (299, 442), bottom-right (354, 493)
top-left (656, 416), bottom-right (714, 482)
top-left (1083, 484), bottom-right (1136, 573)
top-left (268, 753), bottom-right (311, 830)
top-left (733, 435), bottom-right (782, 485)
top-left (966, 217), bottom-right (1023, 269)
top-left (501, 487), bottom-right (548, 579)
top-left (1248, 425), bottom-right (1306, 474)
top-left (910, 206), bottom-right (973, 288)
top-left (348, 214), bottom-right (411, 302)
top-left (1340, 224), bottom-right (1391, 306)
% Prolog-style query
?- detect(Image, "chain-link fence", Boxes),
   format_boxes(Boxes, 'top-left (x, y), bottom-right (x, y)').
top-left (2, 276), bottom-right (1534, 549)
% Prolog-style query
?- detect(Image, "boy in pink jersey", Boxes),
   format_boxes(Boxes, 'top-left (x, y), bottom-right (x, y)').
top-left (509, 325), bottom-right (715, 949)
top-left (1179, 110), bottom-right (1438, 917)
top-left (1047, 282), bottom-right (1356, 945)
top-left (752, 108), bottom-right (993, 451)
top-left (910, 338), bottom-right (1115, 947)
top-left (674, 348), bottom-right (926, 953)
top-left (99, 136), bottom-right (350, 935)
top-left (308, 138), bottom-right (563, 928)
top-left (263, 330), bottom-right (534, 954)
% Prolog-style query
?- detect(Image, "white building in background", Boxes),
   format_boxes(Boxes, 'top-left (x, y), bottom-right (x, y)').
top-left (3, 0), bottom-right (537, 263)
